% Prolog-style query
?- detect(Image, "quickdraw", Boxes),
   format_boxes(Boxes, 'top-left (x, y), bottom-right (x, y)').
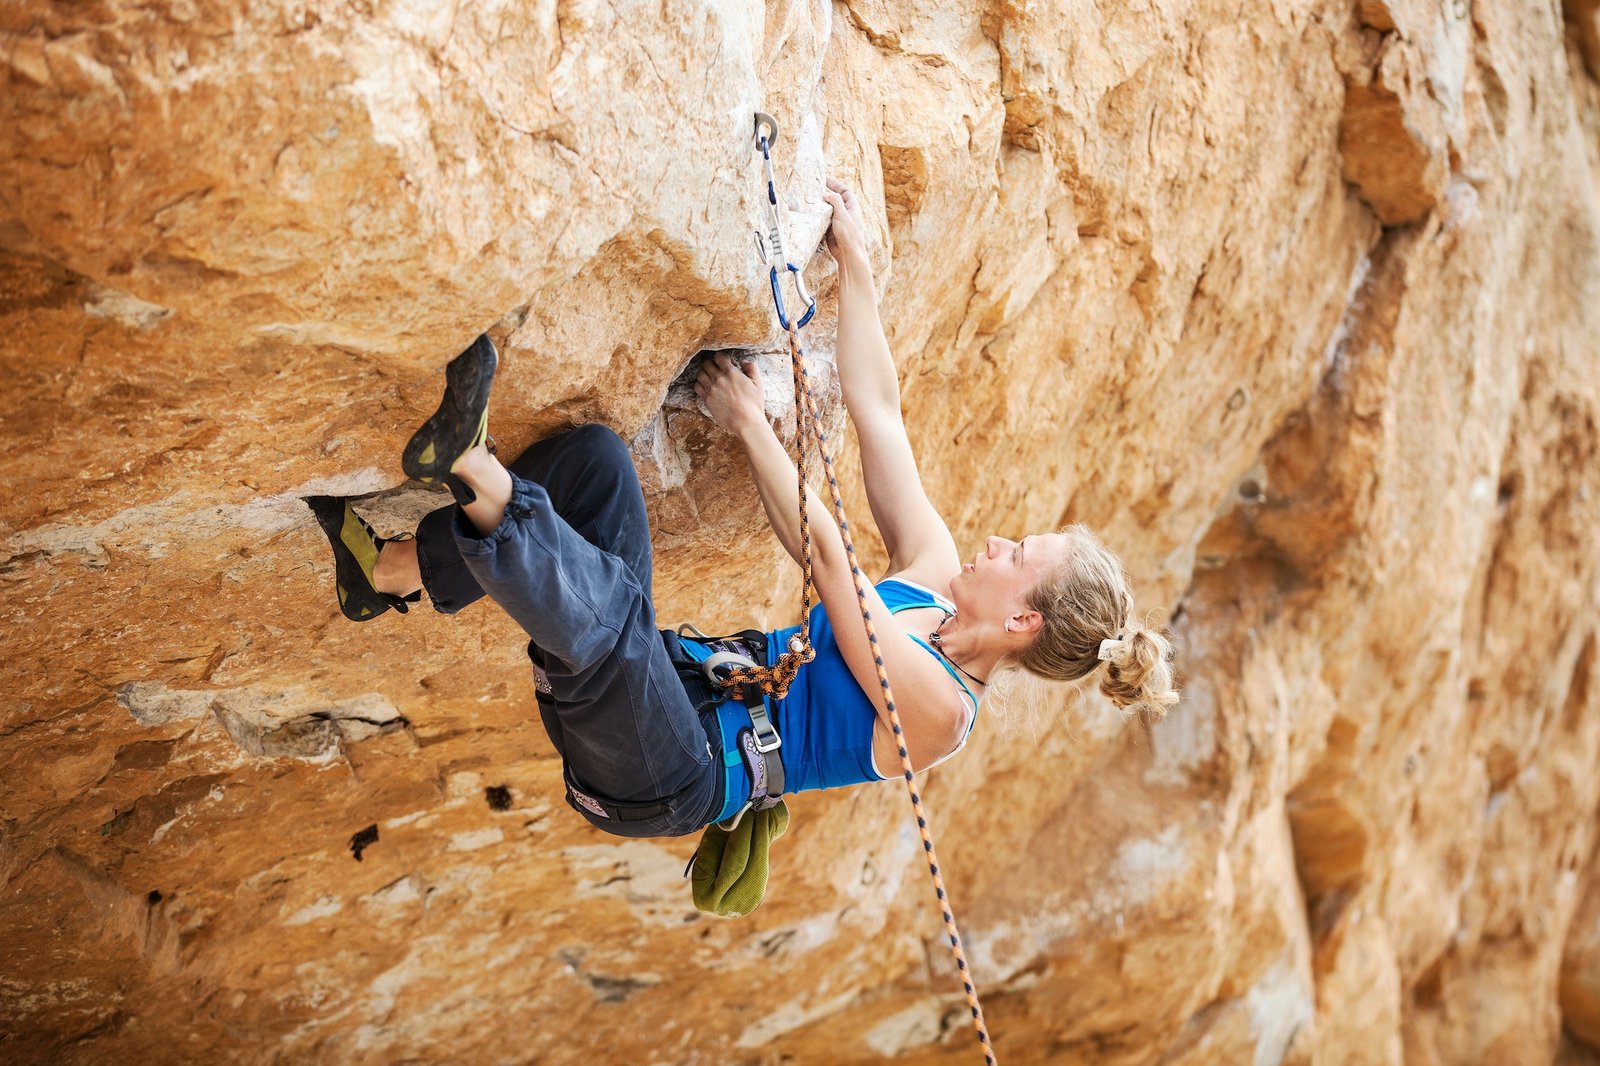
top-left (753, 111), bottom-right (817, 332)
top-left (716, 112), bottom-right (997, 1066)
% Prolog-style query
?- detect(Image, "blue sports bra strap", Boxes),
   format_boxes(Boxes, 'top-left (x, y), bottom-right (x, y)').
top-left (908, 633), bottom-right (981, 714)
top-left (880, 577), bottom-right (955, 617)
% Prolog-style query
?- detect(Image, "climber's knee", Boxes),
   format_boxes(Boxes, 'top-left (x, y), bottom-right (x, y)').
top-left (567, 422), bottom-right (628, 465)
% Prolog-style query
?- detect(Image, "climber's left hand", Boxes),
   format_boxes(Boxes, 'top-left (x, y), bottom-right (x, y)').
top-left (695, 353), bottom-right (766, 434)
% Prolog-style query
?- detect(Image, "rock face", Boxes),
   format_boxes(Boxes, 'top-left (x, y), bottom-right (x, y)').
top-left (2, 1), bottom-right (1599, 1063)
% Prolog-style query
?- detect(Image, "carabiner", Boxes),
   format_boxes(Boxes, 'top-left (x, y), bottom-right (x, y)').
top-left (752, 112), bottom-right (816, 331)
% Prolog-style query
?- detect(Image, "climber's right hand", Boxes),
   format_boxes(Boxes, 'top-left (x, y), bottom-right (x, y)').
top-left (822, 177), bottom-right (870, 274)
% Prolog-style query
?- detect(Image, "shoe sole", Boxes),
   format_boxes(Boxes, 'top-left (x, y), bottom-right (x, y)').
top-left (305, 496), bottom-right (392, 622)
top-left (402, 334), bottom-right (498, 485)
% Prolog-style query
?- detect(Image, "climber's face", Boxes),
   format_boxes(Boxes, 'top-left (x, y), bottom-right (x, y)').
top-left (951, 533), bottom-right (1070, 636)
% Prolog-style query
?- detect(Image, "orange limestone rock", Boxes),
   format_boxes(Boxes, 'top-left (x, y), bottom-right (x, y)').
top-left (2, 0), bottom-right (1599, 1063)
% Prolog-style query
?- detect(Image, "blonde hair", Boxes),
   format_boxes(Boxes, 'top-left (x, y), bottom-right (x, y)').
top-left (1013, 525), bottom-right (1179, 726)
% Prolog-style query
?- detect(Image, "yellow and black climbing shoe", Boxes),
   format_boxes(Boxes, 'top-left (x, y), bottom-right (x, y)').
top-left (402, 333), bottom-right (498, 506)
top-left (304, 496), bottom-right (420, 622)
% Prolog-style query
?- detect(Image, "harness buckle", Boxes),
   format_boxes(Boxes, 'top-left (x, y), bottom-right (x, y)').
top-left (746, 699), bottom-right (782, 755)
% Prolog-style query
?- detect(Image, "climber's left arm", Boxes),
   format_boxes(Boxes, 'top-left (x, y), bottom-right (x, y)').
top-left (698, 353), bottom-right (971, 763)
top-left (698, 353), bottom-right (845, 571)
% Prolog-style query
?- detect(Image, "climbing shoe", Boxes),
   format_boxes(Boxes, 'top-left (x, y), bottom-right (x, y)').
top-left (401, 332), bottom-right (498, 506)
top-left (304, 496), bottom-right (421, 622)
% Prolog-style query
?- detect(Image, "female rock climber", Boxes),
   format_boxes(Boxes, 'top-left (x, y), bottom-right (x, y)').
top-left (306, 178), bottom-right (1178, 839)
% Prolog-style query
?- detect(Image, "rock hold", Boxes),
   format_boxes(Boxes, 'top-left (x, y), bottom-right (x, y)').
top-left (1339, 39), bottom-right (1450, 226)
top-left (119, 681), bottom-right (407, 760)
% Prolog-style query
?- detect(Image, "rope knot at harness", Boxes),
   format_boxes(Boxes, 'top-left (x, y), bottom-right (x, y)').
top-left (709, 112), bottom-right (998, 1066)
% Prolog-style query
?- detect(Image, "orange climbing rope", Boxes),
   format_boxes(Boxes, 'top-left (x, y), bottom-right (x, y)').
top-left (717, 114), bottom-right (997, 1066)
top-left (714, 314), bottom-right (818, 703)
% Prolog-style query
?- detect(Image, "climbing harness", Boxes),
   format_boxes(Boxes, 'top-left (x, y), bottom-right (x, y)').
top-left (675, 623), bottom-right (785, 830)
top-left (716, 112), bottom-right (998, 1066)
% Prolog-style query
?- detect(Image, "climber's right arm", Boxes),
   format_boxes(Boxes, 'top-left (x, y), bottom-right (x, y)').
top-left (825, 181), bottom-right (959, 578)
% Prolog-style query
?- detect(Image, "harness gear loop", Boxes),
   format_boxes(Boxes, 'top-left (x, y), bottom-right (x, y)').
top-left (716, 113), bottom-right (999, 1066)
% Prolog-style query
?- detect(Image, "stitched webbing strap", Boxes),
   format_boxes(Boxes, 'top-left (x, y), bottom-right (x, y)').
top-left (718, 324), bottom-right (997, 1065)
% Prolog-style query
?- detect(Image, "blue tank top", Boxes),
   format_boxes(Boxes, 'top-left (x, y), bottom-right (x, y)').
top-left (689, 578), bottom-right (981, 825)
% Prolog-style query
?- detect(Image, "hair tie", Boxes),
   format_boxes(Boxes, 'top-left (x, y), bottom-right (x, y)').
top-left (1097, 633), bottom-right (1125, 662)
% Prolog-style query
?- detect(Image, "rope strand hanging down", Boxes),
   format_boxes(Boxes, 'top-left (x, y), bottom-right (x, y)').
top-left (717, 112), bottom-right (997, 1066)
